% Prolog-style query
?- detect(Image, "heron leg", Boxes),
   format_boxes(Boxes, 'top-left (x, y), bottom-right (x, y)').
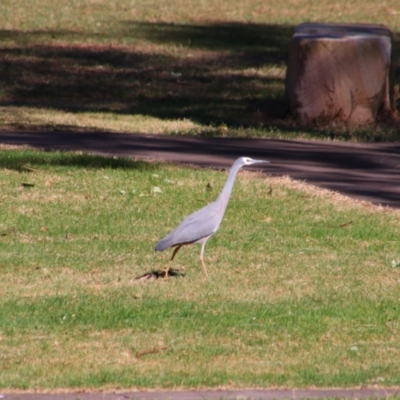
top-left (164, 245), bottom-right (182, 278)
top-left (199, 242), bottom-right (209, 279)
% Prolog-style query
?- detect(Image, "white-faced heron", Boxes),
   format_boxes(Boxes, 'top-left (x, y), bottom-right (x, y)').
top-left (155, 157), bottom-right (270, 278)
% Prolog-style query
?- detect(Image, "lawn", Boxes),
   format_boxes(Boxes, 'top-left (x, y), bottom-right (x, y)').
top-left (0, 149), bottom-right (400, 390)
top-left (0, 0), bottom-right (399, 140)
top-left (1, 0), bottom-right (400, 392)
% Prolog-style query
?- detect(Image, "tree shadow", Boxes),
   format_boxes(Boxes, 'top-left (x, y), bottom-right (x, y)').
top-left (0, 21), bottom-right (293, 129)
top-left (125, 21), bottom-right (292, 54)
top-left (0, 21), bottom-right (398, 138)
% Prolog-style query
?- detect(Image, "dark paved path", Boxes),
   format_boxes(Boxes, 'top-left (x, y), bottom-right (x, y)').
top-left (1, 130), bottom-right (399, 208)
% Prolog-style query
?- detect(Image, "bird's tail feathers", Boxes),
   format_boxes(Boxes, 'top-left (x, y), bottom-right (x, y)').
top-left (155, 237), bottom-right (171, 252)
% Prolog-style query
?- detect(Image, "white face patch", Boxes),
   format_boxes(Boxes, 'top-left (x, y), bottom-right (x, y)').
top-left (243, 157), bottom-right (252, 165)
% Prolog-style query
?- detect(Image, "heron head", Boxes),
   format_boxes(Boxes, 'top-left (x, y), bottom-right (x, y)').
top-left (240, 157), bottom-right (270, 166)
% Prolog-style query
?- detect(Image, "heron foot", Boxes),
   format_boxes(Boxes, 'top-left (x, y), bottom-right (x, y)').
top-left (163, 267), bottom-right (169, 278)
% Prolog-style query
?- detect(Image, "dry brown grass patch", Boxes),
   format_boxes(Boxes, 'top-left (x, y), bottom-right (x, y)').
top-left (241, 170), bottom-right (400, 216)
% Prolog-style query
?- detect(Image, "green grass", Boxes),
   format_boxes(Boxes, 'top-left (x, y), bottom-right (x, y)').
top-left (1, 149), bottom-right (400, 390)
top-left (1, 0), bottom-right (400, 389)
top-left (0, 0), bottom-right (399, 140)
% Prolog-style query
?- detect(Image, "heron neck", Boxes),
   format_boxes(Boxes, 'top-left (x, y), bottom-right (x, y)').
top-left (217, 163), bottom-right (242, 213)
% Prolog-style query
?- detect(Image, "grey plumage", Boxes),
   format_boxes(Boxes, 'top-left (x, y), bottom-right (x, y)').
top-left (155, 157), bottom-right (270, 278)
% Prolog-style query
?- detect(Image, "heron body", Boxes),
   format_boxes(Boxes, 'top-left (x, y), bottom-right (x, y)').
top-left (155, 157), bottom-right (270, 278)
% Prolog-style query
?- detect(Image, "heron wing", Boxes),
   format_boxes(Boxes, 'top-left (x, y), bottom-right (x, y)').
top-left (155, 202), bottom-right (222, 251)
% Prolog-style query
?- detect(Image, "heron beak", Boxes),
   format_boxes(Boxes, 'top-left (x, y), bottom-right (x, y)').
top-left (250, 159), bottom-right (270, 165)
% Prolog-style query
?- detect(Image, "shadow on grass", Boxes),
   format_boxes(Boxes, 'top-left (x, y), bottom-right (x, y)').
top-left (134, 268), bottom-right (186, 280)
top-left (125, 21), bottom-right (292, 54)
top-left (0, 149), bottom-right (158, 171)
top-left (0, 21), bottom-right (292, 129)
top-left (0, 21), bottom-right (399, 139)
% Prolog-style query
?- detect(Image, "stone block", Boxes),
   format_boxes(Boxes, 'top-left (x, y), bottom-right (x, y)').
top-left (286, 23), bottom-right (396, 126)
